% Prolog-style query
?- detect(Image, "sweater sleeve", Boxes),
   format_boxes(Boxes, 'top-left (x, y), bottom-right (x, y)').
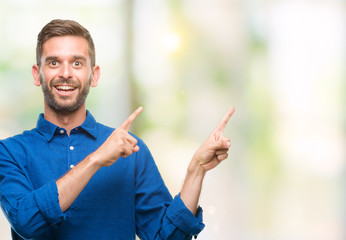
top-left (0, 142), bottom-right (65, 239)
top-left (134, 139), bottom-right (204, 240)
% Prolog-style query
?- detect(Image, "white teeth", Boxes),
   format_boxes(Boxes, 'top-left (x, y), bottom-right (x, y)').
top-left (56, 85), bottom-right (75, 91)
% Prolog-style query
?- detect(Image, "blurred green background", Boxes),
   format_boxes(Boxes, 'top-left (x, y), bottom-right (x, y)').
top-left (0, 0), bottom-right (345, 239)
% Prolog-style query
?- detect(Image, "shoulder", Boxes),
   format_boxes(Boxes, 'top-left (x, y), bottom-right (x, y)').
top-left (95, 122), bottom-right (114, 134)
top-left (0, 128), bottom-right (41, 161)
top-left (1, 128), bottom-right (40, 147)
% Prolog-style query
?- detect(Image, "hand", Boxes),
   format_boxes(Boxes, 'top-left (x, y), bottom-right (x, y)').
top-left (192, 107), bottom-right (235, 173)
top-left (93, 107), bottom-right (143, 167)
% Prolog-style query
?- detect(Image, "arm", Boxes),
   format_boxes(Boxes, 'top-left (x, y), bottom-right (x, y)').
top-left (0, 144), bottom-right (64, 238)
top-left (57, 107), bottom-right (143, 212)
top-left (135, 107), bottom-right (235, 240)
top-left (135, 141), bottom-right (205, 240)
top-left (180, 107), bottom-right (235, 215)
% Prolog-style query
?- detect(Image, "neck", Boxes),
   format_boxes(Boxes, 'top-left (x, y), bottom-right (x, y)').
top-left (44, 103), bottom-right (87, 135)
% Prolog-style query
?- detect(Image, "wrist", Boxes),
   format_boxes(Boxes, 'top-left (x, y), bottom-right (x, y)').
top-left (188, 155), bottom-right (207, 178)
top-left (180, 157), bottom-right (206, 215)
top-left (87, 151), bottom-right (104, 169)
top-left (183, 159), bottom-right (206, 189)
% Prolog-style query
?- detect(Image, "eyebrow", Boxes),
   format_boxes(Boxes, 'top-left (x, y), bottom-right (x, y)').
top-left (44, 56), bottom-right (58, 63)
top-left (73, 55), bottom-right (87, 62)
top-left (44, 55), bottom-right (87, 63)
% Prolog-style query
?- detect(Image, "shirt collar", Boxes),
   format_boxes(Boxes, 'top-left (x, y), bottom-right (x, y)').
top-left (79, 111), bottom-right (97, 139)
top-left (36, 110), bottom-right (98, 142)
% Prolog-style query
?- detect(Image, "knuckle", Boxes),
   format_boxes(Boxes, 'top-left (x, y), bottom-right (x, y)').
top-left (119, 146), bottom-right (125, 153)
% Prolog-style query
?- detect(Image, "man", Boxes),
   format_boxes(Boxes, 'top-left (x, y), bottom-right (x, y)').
top-left (0, 19), bottom-right (234, 240)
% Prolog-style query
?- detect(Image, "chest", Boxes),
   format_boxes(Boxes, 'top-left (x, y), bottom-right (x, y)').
top-left (19, 134), bottom-right (136, 195)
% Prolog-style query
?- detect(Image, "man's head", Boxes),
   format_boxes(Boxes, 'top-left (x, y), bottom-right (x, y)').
top-left (36, 19), bottom-right (96, 67)
top-left (32, 19), bottom-right (100, 114)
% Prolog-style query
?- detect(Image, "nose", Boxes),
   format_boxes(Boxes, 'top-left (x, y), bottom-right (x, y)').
top-left (59, 63), bottom-right (73, 79)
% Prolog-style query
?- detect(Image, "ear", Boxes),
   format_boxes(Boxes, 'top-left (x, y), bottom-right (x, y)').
top-left (90, 65), bottom-right (100, 87)
top-left (32, 64), bottom-right (41, 86)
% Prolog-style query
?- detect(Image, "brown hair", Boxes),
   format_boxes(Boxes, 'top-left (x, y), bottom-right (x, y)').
top-left (36, 19), bottom-right (96, 66)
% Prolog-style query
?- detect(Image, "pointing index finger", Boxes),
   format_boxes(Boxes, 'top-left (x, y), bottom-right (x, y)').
top-left (215, 107), bottom-right (235, 133)
top-left (121, 106), bottom-right (143, 131)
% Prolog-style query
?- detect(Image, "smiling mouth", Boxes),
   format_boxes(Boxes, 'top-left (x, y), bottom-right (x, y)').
top-left (55, 85), bottom-right (77, 92)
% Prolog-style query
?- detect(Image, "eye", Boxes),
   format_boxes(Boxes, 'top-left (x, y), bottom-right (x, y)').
top-left (73, 61), bottom-right (82, 67)
top-left (50, 60), bottom-right (58, 66)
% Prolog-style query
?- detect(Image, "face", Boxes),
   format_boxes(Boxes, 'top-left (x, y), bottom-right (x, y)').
top-left (32, 36), bottom-right (99, 113)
